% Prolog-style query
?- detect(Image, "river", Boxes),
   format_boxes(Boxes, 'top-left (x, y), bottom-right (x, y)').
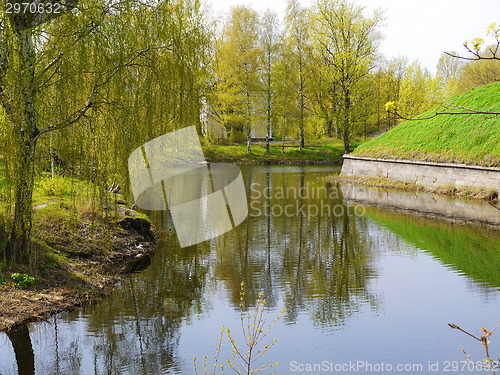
top-left (1, 165), bottom-right (499, 375)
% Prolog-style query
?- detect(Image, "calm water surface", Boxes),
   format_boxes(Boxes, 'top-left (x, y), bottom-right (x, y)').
top-left (1, 165), bottom-right (499, 375)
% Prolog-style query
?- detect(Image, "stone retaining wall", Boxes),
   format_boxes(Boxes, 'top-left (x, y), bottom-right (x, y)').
top-left (341, 184), bottom-right (500, 226)
top-left (341, 155), bottom-right (499, 193)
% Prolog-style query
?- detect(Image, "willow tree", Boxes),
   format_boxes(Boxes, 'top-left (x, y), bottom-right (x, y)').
top-left (39, 0), bottom-right (213, 197)
top-left (0, 0), bottom-right (82, 262)
top-left (312, 0), bottom-right (383, 154)
top-left (0, 0), bottom-right (210, 263)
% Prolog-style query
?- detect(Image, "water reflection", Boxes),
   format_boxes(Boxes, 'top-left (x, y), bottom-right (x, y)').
top-left (82, 237), bottom-right (212, 374)
top-left (213, 166), bottom-right (379, 327)
top-left (1, 165), bottom-right (499, 375)
top-left (4, 325), bottom-right (35, 375)
top-left (363, 206), bottom-right (500, 289)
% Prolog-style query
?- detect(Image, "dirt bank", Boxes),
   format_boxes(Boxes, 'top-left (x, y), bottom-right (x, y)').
top-left (0, 204), bottom-right (157, 332)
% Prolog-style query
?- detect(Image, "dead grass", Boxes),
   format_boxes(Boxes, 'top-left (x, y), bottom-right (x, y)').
top-left (0, 202), bottom-right (157, 332)
top-left (329, 175), bottom-right (498, 201)
top-left (0, 285), bottom-right (90, 332)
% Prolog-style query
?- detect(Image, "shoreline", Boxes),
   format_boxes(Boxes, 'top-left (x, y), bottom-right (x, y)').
top-left (329, 175), bottom-right (499, 201)
top-left (2, 156), bottom-right (496, 332)
top-left (202, 140), bottom-right (348, 165)
top-left (209, 158), bottom-right (341, 165)
top-left (0, 204), bottom-right (158, 332)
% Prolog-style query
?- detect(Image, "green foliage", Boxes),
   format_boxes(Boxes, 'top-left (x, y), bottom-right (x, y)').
top-left (311, 0), bottom-right (384, 153)
top-left (34, 175), bottom-right (79, 198)
top-left (456, 57), bottom-right (500, 94)
top-left (397, 61), bottom-right (442, 119)
top-left (365, 208), bottom-right (500, 287)
top-left (211, 6), bottom-right (261, 148)
top-left (1, 0), bottom-right (495, 266)
top-left (38, 260), bottom-right (60, 270)
top-left (10, 273), bottom-right (36, 289)
top-left (193, 283), bottom-right (285, 375)
top-left (203, 139), bottom-right (351, 163)
top-left (353, 82), bottom-right (500, 166)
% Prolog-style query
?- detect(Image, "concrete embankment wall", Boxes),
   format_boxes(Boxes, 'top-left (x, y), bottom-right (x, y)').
top-left (341, 155), bottom-right (500, 194)
top-left (341, 184), bottom-right (500, 226)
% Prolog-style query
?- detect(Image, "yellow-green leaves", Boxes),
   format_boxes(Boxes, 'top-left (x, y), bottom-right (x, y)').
top-left (471, 37), bottom-right (484, 51)
top-left (487, 22), bottom-right (499, 38)
top-left (384, 101), bottom-right (396, 113)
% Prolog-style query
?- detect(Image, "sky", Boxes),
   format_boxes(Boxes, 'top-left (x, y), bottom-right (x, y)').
top-left (207, 0), bottom-right (500, 73)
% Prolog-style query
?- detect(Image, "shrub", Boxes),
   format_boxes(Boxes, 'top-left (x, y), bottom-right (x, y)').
top-left (10, 273), bottom-right (36, 289)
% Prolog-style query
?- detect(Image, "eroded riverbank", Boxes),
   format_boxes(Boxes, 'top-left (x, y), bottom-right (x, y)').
top-left (0, 203), bottom-right (157, 332)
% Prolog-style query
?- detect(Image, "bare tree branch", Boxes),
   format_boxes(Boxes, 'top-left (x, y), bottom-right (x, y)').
top-left (445, 50), bottom-right (500, 61)
top-left (389, 102), bottom-right (500, 121)
top-left (445, 23), bottom-right (500, 61)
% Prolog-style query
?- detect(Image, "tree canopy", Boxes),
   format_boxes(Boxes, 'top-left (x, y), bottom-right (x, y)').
top-left (0, 0), bottom-right (497, 263)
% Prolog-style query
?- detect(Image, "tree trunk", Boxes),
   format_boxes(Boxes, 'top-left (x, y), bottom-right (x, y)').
top-left (4, 18), bottom-right (38, 263)
top-left (246, 89), bottom-right (252, 154)
top-left (265, 120), bottom-right (271, 154)
top-left (342, 90), bottom-right (351, 155)
top-left (298, 59), bottom-right (305, 152)
top-left (299, 96), bottom-right (305, 151)
top-left (5, 137), bottom-right (37, 263)
top-left (265, 97), bottom-right (271, 153)
top-left (6, 324), bottom-right (35, 375)
top-left (281, 114), bottom-right (285, 154)
top-left (266, 72), bottom-right (272, 154)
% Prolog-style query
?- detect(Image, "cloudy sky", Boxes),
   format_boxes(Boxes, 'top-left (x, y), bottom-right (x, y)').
top-left (208, 0), bottom-right (500, 73)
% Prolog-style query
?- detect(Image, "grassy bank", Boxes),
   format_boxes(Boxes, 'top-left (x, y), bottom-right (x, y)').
top-left (330, 175), bottom-right (498, 201)
top-left (0, 175), bottom-right (157, 331)
top-left (352, 82), bottom-right (500, 167)
top-left (203, 139), bottom-right (352, 164)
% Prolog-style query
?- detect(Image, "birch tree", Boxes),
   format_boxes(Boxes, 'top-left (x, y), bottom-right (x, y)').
top-left (213, 6), bottom-right (260, 152)
top-left (312, 0), bottom-right (383, 154)
top-left (285, 0), bottom-right (311, 151)
top-left (259, 9), bottom-right (280, 153)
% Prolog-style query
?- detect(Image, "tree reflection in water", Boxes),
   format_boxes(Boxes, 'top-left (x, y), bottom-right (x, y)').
top-left (2, 165), bottom-right (379, 374)
top-left (214, 166), bottom-right (379, 326)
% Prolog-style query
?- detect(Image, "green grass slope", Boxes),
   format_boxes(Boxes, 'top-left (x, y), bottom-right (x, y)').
top-left (353, 82), bottom-right (500, 167)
